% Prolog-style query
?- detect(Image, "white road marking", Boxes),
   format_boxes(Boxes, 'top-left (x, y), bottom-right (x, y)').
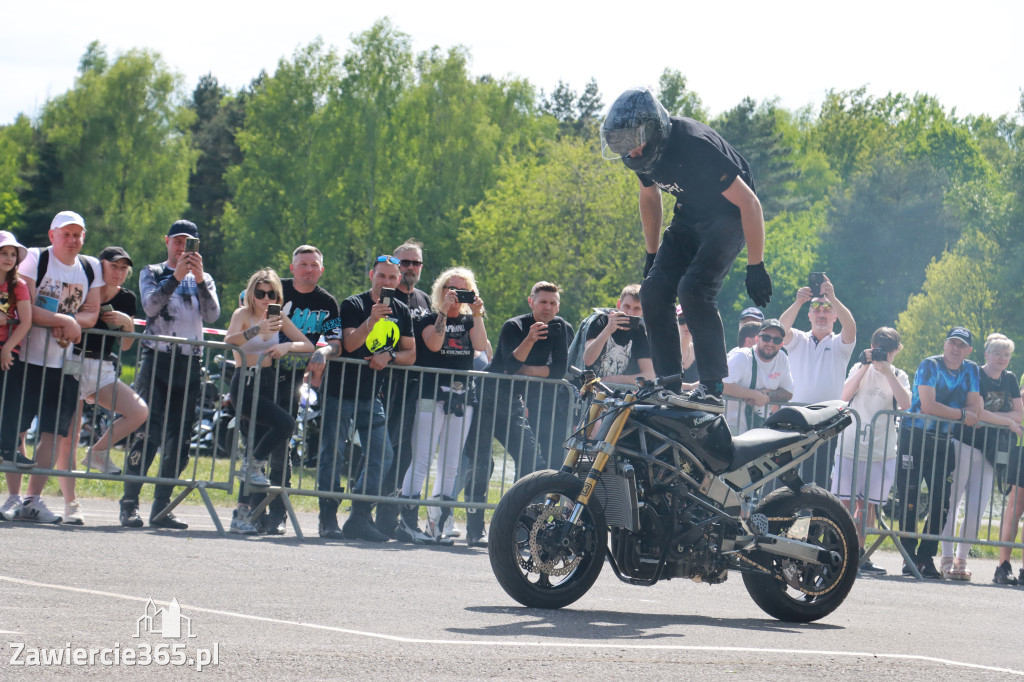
top-left (1, 574), bottom-right (1021, 676)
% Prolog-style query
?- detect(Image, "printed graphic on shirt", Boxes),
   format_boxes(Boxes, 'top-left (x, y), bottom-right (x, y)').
top-left (0, 290), bottom-right (12, 319)
top-left (284, 303), bottom-right (331, 337)
top-left (36, 280), bottom-right (85, 315)
top-left (596, 336), bottom-right (633, 377)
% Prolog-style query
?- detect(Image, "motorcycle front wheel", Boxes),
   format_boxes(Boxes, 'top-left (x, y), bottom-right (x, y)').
top-left (741, 485), bottom-right (858, 623)
top-left (488, 470), bottom-right (607, 609)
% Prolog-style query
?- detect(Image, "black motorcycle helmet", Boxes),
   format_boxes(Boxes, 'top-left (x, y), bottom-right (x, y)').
top-left (600, 86), bottom-right (672, 173)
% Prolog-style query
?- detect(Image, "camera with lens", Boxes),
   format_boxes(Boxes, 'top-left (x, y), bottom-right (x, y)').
top-left (859, 348), bottom-right (888, 364)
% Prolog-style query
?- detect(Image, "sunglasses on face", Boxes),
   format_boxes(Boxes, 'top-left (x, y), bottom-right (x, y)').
top-left (376, 255), bottom-right (400, 265)
top-left (399, 259), bottom-right (423, 267)
top-left (809, 301), bottom-right (833, 311)
top-left (760, 333), bottom-right (784, 344)
top-left (253, 289), bottom-right (278, 300)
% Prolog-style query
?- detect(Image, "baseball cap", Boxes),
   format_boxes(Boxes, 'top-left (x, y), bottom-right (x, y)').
top-left (167, 220), bottom-right (199, 239)
top-left (98, 246), bottom-right (133, 266)
top-left (759, 318), bottom-right (785, 334)
top-left (50, 210), bottom-right (86, 231)
top-left (0, 231), bottom-right (28, 262)
top-left (946, 326), bottom-right (973, 346)
top-left (740, 306), bottom-right (765, 322)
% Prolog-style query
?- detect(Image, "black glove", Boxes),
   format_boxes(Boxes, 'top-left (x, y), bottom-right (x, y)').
top-left (643, 252), bottom-right (657, 279)
top-left (745, 262), bottom-right (772, 307)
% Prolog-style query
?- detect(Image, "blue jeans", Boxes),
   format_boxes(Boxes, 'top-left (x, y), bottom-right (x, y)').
top-left (317, 394), bottom-right (394, 498)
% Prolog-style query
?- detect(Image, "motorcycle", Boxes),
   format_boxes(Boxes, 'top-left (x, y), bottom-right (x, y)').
top-left (488, 370), bottom-right (859, 623)
top-left (190, 354), bottom-right (239, 459)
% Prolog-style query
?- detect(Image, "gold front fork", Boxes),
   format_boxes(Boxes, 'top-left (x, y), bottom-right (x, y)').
top-left (575, 394), bottom-right (636, 509)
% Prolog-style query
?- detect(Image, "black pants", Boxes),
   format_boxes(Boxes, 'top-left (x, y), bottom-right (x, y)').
top-left (461, 379), bottom-right (540, 509)
top-left (894, 426), bottom-right (955, 559)
top-left (640, 212), bottom-right (746, 385)
top-left (522, 381), bottom-right (572, 470)
top-left (231, 367), bottom-right (296, 507)
top-left (0, 357), bottom-right (27, 456)
top-left (122, 348), bottom-right (202, 506)
top-left (383, 374), bottom-right (421, 496)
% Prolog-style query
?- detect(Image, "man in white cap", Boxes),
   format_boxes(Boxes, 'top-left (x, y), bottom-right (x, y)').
top-left (120, 219), bottom-right (220, 530)
top-left (7, 211), bottom-right (103, 524)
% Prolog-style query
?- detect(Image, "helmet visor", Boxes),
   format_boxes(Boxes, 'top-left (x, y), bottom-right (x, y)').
top-left (600, 125), bottom-right (646, 160)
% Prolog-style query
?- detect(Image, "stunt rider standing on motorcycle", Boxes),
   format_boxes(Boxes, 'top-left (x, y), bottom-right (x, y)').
top-left (600, 87), bottom-right (772, 413)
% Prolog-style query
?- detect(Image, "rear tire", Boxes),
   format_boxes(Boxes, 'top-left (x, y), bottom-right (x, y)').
top-left (488, 470), bottom-right (607, 609)
top-left (741, 485), bottom-right (858, 623)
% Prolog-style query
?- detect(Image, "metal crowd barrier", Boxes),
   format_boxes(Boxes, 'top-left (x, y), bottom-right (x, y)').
top-left (241, 353), bottom-right (580, 539)
top-left (0, 327), bottom-right (248, 536)
top-left (721, 394), bottom-right (1024, 579)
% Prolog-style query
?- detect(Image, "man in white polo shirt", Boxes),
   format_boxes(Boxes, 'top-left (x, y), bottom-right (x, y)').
top-left (779, 273), bottom-right (856, 487)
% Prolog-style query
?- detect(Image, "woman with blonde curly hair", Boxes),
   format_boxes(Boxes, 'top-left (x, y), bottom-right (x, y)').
top-left (396, 266), bottom-right (487, 545)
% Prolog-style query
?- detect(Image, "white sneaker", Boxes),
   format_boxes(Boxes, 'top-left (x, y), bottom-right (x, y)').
top-left (81, 449), bottom-right (122, 475)
top-left (19, 497), bottom-right (62, 524)
top-left (243, 459), bottom-right (270, 487)
top-left (229, 508), bottom-right (258, 535)
top-left (0, 495), bottom-right (22, 521)
top-left (63, 500), bottom-right (85, 525)
top-left (443, 514), bottom-right (459, 538)
top-left (427, 500), bottom-right (461, 539)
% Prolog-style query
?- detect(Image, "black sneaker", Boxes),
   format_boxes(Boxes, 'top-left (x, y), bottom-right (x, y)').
top-left (917, 556), bottom-right (942, 579)
top-left (13, 452), bottom-right (36, 469)
top-left (150, 511), bottom-right (189, 530)
top-left (342, 513), bottom-right (389, 543)
top-left (467, 528), bottom-right (488, 548)
top-left (263, 510), bottom-right (286, 536)
top-left (858, 549), bottom-right (887, 576)
top-left (993, 561), bottom-right (1019, 585)
top-left (665, 385), bottom-right (725, 414)
top-left (120, 501), bottom-right (144, 528)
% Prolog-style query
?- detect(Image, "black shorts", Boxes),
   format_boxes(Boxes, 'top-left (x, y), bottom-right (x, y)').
top-left (21, 363), bottom-right (80, 437)
top-left (1005, 444), bottom-right (1024, 489)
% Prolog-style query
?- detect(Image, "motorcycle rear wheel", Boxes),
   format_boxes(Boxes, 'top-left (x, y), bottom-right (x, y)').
top-left (488, 470), bottom-right (607, 609)
top-left (741, 485), bottom-right (858, 623)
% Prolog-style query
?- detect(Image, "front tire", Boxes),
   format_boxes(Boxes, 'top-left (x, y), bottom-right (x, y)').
top-left (488, 470), bottom-right (607, 609)
top-left (741, 485), bottom-right (858, 623)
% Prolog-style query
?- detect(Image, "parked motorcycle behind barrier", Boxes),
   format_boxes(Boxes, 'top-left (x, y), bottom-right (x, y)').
top-left (488, 369), bottom-right (859, 623)
top-left (190, 354), bottom-right (240, 459)
top-left (289, 382), bottom-right (322, 469)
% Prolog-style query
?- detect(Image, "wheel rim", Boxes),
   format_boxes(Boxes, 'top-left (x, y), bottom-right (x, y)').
top-left (511, 492), bottom-right (598, 589)
top-left (764, 507), bottom-right (850, 602)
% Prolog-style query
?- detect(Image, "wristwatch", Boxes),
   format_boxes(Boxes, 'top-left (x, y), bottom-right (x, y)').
top-left (387, 350), bottom-right (397, 361)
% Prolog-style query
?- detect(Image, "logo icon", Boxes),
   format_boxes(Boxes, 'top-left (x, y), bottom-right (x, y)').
top-left (135, 598), bottom-right (195, 639)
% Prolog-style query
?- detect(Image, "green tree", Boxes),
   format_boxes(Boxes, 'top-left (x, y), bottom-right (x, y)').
top-left (460, 136), bottom-right (645, 337)
top-left (38, 42), bottom-right (196, 264)
top-left (657, 68), bottom-right (706, 120)
top-left (0, 116), bottom-right (34, 233)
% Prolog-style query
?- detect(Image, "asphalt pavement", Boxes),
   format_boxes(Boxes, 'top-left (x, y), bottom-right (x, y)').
top-left (1, 499), bottom-right (1023, 680)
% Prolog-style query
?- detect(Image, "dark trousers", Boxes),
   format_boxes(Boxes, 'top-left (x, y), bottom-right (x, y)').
top-left (231, 368), bottom-right (296, 508)
top-left (122, 348), bottom-right (202, 506)
top-left (384, 376), bottom-right (420, 495)
top-left (522, 381), bottom-right (572, 470)
top-left (0, 357), bottom-right (27, 455)
top-left (894, 426), bottom-right (955, 559)
top-left (640, 212), bottom-right (746, 385)
top-left (462, 380), bottom-right (540, 509)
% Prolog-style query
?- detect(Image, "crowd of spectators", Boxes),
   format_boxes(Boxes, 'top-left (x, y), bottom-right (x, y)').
top-left (0, 213), bottom-right (1022, 586)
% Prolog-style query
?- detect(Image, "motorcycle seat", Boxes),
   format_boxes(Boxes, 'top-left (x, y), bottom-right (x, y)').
top-left (729, 429), bottom-right (807, 469)
top-left (763, 400), bottom-right (846, 432)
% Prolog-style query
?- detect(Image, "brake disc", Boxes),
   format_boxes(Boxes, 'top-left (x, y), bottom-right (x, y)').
top-left (523, 503), bottom-right (582, 577)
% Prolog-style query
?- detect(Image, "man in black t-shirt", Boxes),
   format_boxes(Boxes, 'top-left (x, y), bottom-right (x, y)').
top-left (583, 283), bottom-right (654, 385)
top-left (375, 239), bottom-right (433, 538)
top-left (601, 87), bottom-right (773, 413)
top-left (307, 255), bottom-right (415, 542)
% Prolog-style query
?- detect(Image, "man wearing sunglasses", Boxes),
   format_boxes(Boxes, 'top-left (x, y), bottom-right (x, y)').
top-left (307, 255), bottom-right (416, 542)
top-left (779, 273), bottom-right (856, 488)
top-left (375, 240), bottom-right (434, 540)
top-left (723, 319), bottom-right (794, 433)
top-left (121, 220), bottom-right (221, 529)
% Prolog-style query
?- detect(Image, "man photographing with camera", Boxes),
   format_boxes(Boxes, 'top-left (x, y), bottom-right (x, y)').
top-left (779, 271), bottom-right (856, 487)
top-left (582, 283), bottom-right (654, 385)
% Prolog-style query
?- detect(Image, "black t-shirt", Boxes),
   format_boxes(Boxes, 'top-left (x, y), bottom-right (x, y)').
top-left (636, 116), bottom-right (754, 225)
top-left (324, 290), bottom-right (413, 401)
top-left (80, 288), bottom-right (137, 360)
top-left (417, 312), bottom-right (477, 393)
top-left (961, 369), bottom-right (1019, 452)
top-left (393, 287), bottom-right (432, 320)
top-left (487, 314), bottom-right (574, 384)
top-left (279, 279), bottom-right (340, 371)
top-left (584, 314), bottom-right (651, 377)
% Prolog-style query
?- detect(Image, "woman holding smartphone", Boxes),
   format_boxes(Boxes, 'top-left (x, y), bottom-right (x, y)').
top-left (223, 268), bottom-right (313, 534)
